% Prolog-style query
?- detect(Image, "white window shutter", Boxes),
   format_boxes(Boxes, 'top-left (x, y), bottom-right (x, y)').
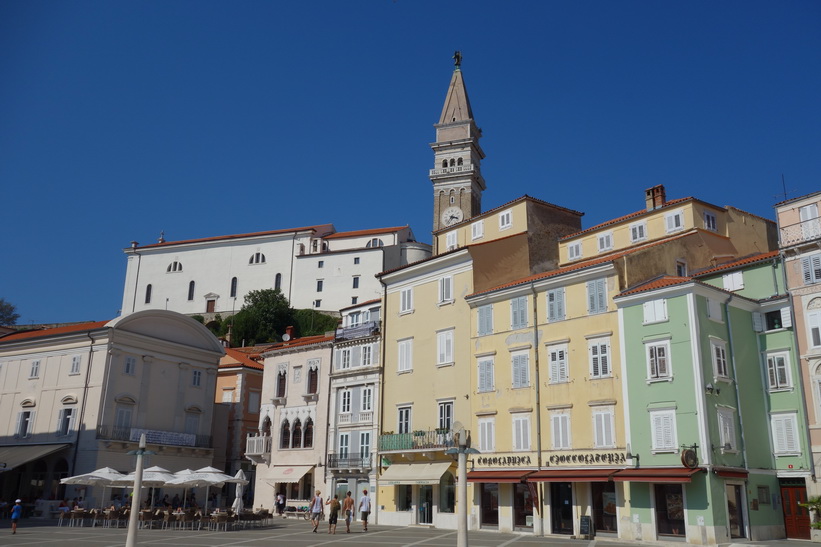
top-left (557, 289), bottom-right (565, 319)
top-left (591, 345), bottom-right (600, 377)
top-left (752, 312), bottom-right (764, 332)
top-left (600, 343), bottom-right (609, 375)
top-left (780, 307), bottom-right (793, 329)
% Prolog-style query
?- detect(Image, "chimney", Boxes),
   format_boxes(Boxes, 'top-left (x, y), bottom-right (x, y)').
top-left (645, 185), bottom-right (666, 211)
top-left (285, 326), bottom-right (295, 338)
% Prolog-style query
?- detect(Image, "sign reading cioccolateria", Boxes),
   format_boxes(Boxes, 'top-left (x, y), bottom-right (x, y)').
top-left (546, 451), bottom-right (626, 466)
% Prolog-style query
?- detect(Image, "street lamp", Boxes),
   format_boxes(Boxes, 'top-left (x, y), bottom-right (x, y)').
top-left (445, 423), bottom-right (480, 547)
top-left (125, 434), bottom-right (155, 547)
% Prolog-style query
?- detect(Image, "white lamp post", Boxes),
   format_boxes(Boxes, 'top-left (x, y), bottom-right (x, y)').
top-left (125, 434), bottom-right (155, 547)
top-left (446, 424), bottom-right (479, 547)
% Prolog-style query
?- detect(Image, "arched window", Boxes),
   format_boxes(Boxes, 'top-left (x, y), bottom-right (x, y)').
top-left (292, 419), bottom-right (302, 448)
top-left (280, 420), bottom-right (291, 449)
top-left (275, 273), bottom-right (282, 290)
top-left (449, 158), bottom-right (455, 167)
top-left (167, 261), bottom-right (183, 272)
top-left (457, 157), bottom-right (463, 166)
top-left (230, 277), bottom-right (238, 298)
top-left (261, 416), bottom-right (271, 436)
top-left (276, 369), bottom-right (287, 398)
top-left (442, 160), bottom-right (447, 168)
top-left (304, 418), bottom-right (314, 448)
top-left (307, 366), bottom-right (318, 395)
top-left (145, 284), bottom-right (152, 304)
top-left (365, 238), bottom-right (384, 248)
top-left (249, 252), bottom-right (266, 264)
top-left (187, 281), bottom-right (195, 301)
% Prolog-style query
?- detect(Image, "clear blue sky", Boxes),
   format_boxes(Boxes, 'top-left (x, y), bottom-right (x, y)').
top-left (2, 1), bottom-right (819, 325)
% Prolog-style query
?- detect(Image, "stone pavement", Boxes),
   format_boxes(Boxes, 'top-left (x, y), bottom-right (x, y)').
top-left (0, 518), bottom-right (813, 547)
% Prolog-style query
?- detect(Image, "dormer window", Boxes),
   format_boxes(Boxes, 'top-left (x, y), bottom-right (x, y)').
top-left (249, 252), bottom-right (266, 264)
top-left (167, 261), bottom-right (183, 273)
top-left (366, 238), bottom-right (384, 248)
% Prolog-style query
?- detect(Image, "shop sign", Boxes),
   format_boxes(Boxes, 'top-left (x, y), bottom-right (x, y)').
top-left (474, 453), bottom-right (535, 467)
top-left (547, 451), bottom-right (626, 466)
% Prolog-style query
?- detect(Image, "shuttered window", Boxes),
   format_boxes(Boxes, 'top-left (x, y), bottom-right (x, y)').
top-left (587, 278), bottom-right (607, 314)
top-left (551, 413), bottom-right (570, 449)
top-left (478, 418), bottom-right (495, 452)
top-left (589, 338), bottom-right (611, 378)
top-left (711, 340), bottom-right (728, 378)
top-left (650, 410), bottom-right (676, 451)
top-left (549, 345), bottom-right (569, 384)
top-left (647, 341), bottom-right (670, 379)
top-left (766, 352), bottom-right (791, 389)
top-left (547, 288), bottom-right (566, 322)
top-left (718, 408), bottom-right (737, 451)
top-left (477, 305), bottom-right (493, 336)
top-left (400, 288), bottom-right (413, 313)
top-left (593, 409), bottom-right (615, 448)
top-left (398, 339), bottom-right (413, 372)
top-left (437, 330), bottom-right (454, 365)
top-left (771, 413), bottom-right (799, 454)
top-left (478, 359), bottom-right (494, 393)
top-left (802, 254), bottom-right (821, 285)
top-left (512, 414), bottom-right (531, 451)
top-left (510, 296), bottom-right (528, 329)
top-left (439, 276), bottom-right (453, 303)
top-left (511, 352), bottom-right (530, 388)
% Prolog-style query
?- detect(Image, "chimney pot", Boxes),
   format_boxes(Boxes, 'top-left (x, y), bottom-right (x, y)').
top-left (645, 185), bottom-right (666, 211)
top-left (285, 326), bottom-right (295, 337)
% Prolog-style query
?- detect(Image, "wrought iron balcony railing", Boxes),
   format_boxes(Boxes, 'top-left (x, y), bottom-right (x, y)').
top-left (378, 429), bottom-right (456, 452)
top-left (327, 452), bottom-right (372, 469)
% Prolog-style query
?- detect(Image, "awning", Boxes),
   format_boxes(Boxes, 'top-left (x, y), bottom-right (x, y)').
top-left (0, 444), bottom-right (71, 472)
top-left (379, 461), bottom-right (453, 485)
top-left (263, 465), bottom-right (314, 484)
top-left (467, 470), bottom-right (535, 483)
top-left (528, 468), bottom-right (616, 482)
top-left (713, 467), bottom-right (748, 479)
top-left (612, 467), bottom-right (704, 483)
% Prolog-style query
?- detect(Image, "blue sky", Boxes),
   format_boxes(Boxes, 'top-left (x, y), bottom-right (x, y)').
top-left (2, 1), bottom-right (819, 325)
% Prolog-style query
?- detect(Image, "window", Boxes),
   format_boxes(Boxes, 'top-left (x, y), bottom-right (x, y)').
top-left (704, 211), bottom-right (717, 231)
top-left (568, 242), bottom-right (582, 261)
top-left (248, 391), bottom-right (261, 413)
top-left (145, 284), bottom-right (152, 304)
top-left (27, 360), bottom-right (39, 378)
top-left (630, 222), bottom-right (647, 242)
top-left (647, 341), bottom-right (671, 379)
top-left (349, 312), bottom-right (362, 327)
top-left (275, 273), bottom-right (282, 290)
top-left (317, 260), bottom-right (324, 268)
top-left (510, 296), bottom-right (528, 329)
top-left (398, 406), bottom-right (411, 434)
top-left (676, 260), bottom-right (688, 277)
top-left (511, 351), bottom-right (530, 388)
top-left (706, 297), bottom-right (723, 322)
top-left (597, 232), bottom-right (613, 252)
top-left (57, 408), bottom-right (74, 436)
top-left (547, 288), bottom-right (565, 322)
top-left (758, 308), bottom-right (791, 331)
top-left (723, 271), bottom-right (744, 292)
top-left (184, 412), bottom-right (200, 435)
top-left (758, 486), bottom-right (771, 504)
top-left (249, 252), bottom-right (266, 264)
top-left (304, 418), bottom-right (314, 447)
top-left (549, 344), bottom-right (569, 384)
top-left (551, 412), bottom-right (570, 449)
top-left (499, 209), bottom-right (512, 230)
top-left (643, 299), bottom-right (668, 323)
top-left (187, 280), bottom-right (195, 301)
top-left (362, 345), bottom-right (373, 367)
top-left (800, 204), bottom-right (821, 238)
top-left (438, 401), bottom-right (453, 430)
top-left (512, 414), bottom-right (531, 451)
top-left (230, 277), bottom-right (238, 298)
top-left (472, 220), bottom-right (484, 240)
top-left (809, 311), bottom-right (821, 347)
top-left (400, 288), bottom-right (413, 313)
top-left (478, 417), bottom-right (495, 452)
top-left (717, 408), bottom-right (737, 451)
top-left (276, 368), bottom-right (287, 398)
top-left (665, 210), bottom-right (684, 233)
top-left (803, 255), bottom-right (821, 285)
top-left (766, 352), bottom-right (791, 390)
top-left (192, 370), bottom-right (202, 387)
top-left (280, 420), bottom-right (291, 449)
top-left (650, 409), bottom-right (677, 451)
top-left (115, 404), bottom-right (132, 430)
top-left (125, 356), bottom-right (136, 375)
top-left (771, 413), bottom-right (799, 454)
top-left (589, 338), bottom-right (611, 378)
top-left (340, 390), bottom-right (352, 413)
top-left (711, 340), bottom-right (728, 378)
top-left (437, 329), bottom-right (454, 365)
top-left (587, 278), bottom-right (607, 314)
top-left (361, 387), bottom-right (373, 411)
top-left (398, 338), bottom-right (413, 372)
top-left (354, 257), bottom-right (360, 265)
top-left (593, 408), bottom-right (615, 448)
top-left (366, 238), bottom-right (384, 248)
top-left (446, 231), bottom-right (457, 250)
top-left (307, 365), bottom-right (318, 394)
top-left (16, 410), bottom-right (34, 438)
top-left (352, 276), bottom-right (360, 289)
top-left (478, 305), bottom-right (493, 336)
top-left (439, 276), bottom-right (453, 304)
top-left (351, 296), bottom-right (358, 305)
top-left (222, 390), bottom-right (233, 403)
top-left (70, 356), bottom-right (81, 375)
top-left (167, 261), bottom-right (183, 272)
top-left (478, 358), bottom-right (494, 392)
top-left (360, 431), bottom-right (371, 456)
top-left (316, 279), bottom-right (323, 292)
top-left (314, 298), bottom-right (321, 307)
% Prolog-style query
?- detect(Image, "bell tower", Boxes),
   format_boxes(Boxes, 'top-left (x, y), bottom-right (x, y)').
top-left (430, 51), bottom-right (486, 233)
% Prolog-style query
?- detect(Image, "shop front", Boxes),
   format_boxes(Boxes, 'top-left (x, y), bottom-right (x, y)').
top-left (262, 465), bottom-right (315, 506)
top-left (466, 469), bottom-right (536, 533)
top-left (378, 460), bottom-right (455, 527)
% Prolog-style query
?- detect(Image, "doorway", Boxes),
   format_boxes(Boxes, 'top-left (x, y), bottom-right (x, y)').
top-left (592, 481), bottom-right (617, 534)
top-left (419, 485), bottom-right (433, 524)
top-left (480, 483), bottom-right (499, 527)
top-left (550, 482), bottom-right (573, 534)
top-left (781, 481), bottom-right (810, 539)
top-left (725, 484), bottom-right (746, 538)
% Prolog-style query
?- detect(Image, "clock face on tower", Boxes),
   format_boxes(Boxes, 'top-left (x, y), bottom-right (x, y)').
top-left (441, 206), bottom-right (464, 227)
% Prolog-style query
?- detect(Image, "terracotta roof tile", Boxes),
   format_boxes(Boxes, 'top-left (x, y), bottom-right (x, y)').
top-left (559, 197), bottom-right (693, 240)
top-left (133, 224), bottom-right (336, 250)
top-left (0, 320), bottom-right (111, 343)
top-left (618, 276), bottom-right (692, 297)
top-left (220, 347), bottom-right (264, 371)
top-left (324, 226), bottom-right (407, 240)
top-left (692, 251), bottom-right (780, 277)
top-left (262, 334), bottom-right (335, 353)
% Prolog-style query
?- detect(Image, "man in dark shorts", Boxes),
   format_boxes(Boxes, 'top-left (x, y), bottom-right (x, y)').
top-left (358, 489), bottom-right (371, 532)
top-left (326, 494), bottom-right (341, 534)
top-left (341, 491), bottom-right (355, 533)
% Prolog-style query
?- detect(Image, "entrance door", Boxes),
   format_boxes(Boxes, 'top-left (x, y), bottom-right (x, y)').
top-left (550, 482), bottom-right (573, 534)
top-left (206, 300), bottom-right (216, 313)
top-left (592, 481), bottom-right (618, 533)
top-left (781, 484), bottom-right (811, 539)
top-left (480, 483), bottom-right (499, 527)
top-left (726, 484), bottom-right (746, 539)
top-left (419, 485), bottom-right (433, 524)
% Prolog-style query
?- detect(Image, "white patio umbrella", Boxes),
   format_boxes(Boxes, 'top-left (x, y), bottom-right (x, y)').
top-left (61, 467), bottom-right (126, 507)
top-left (165, 467), bottom-right (236, 510)
top-left (111, 466), bottom-right (175, 508)
top-left (230, 469), bottom-right (248, 513)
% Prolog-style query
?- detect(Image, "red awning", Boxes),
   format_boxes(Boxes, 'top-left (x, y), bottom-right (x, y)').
top-left (713, 468), bottom-right (748, 479)
top-left (467, 470), bottom-right (535, 483)
top-left (612, 467), bottom-right (704, 483)
top-left (528, 469), bottom-right (617, 482)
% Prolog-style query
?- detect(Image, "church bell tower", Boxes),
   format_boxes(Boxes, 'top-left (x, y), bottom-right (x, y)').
top-left (430, 51), bottom-right (486, 233)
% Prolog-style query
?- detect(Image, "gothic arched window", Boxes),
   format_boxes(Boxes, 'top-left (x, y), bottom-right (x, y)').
top-left (280, 420), bottom-right (290, 449)
top-left (442, 160), bottom-right (447, 168)
top-left (457, 157), bottom-right (463, 166)
top-left (304, 418), bottom-right (314, 448)
top-left (292, 419), bottom-right (302, 448)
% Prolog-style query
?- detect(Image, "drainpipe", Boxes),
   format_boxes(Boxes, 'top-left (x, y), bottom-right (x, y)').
top-left (377, 277), bottom-right (388, 523)
top-left (129, 242), bottom-right (141, 313)
top-left (288, 233), bottom-right (297, 304)
top-left (70, 331), bottom-right (98, 483)
top-left (529, 282), bottom-right (545, 537)
top-left (324, 339), bottom-right (335, 490)
top-left (723, 294), bottom-right (748, 470)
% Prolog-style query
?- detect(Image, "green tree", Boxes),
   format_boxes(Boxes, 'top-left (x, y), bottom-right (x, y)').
top-left (293, 308), bottom-right (340, 337)
top-left (226, 289), bottom-right (294, 346)
top-left (0, 298), bottom-right (20, 325)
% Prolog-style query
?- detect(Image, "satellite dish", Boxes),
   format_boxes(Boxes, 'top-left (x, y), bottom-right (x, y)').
top-left (452, 421), bottom-right (464, 434)
top-left (282, 333), bottom-right (291, 341)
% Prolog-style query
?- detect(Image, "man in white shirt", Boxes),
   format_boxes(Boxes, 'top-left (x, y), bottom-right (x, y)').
top-left (358, 490), bottom-right (371, 532)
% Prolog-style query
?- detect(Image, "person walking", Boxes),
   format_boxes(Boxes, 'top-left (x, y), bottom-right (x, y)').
top-left (326, 494), bottom-right (341, 534)
top-left (358, 489), bottom-right (371, 532)
top-left (341, 491), bottom-right (355, 533)
top-left (309, 490), bottom-right (324, 533)
top-left (11, 499), bottom-right (22, 535)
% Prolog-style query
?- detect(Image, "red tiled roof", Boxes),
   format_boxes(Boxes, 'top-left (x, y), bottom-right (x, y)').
top-left (432, 195), bottom-right (583, 235)
top-left (0, 320), bottom-right (111, 343)
top-left (324, 226), bottom-right (407, 240)
top-left (339, 298), bottom-right (381, 313)
top-left (220, 347), bottom-right (264, 371)
top-left (618, 276), bottom-right (692, 297)
top-left (692, 250), bottom-right (779, 277)
top-left (263, 334), bottom-right (335, 353)
top-left (559, 197), bottom-right (693, 240)
top-left (133, 224), bottom-right (335, 250)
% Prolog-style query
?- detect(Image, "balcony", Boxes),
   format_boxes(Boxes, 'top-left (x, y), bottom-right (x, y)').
top-left (245, 434), bottom-right (272, 464)
top-left (337, 411), bottom-right (373, 425)
top-left (780, 218), bottom-right (821, 247)
top-left (378, 429), bottom-right (456, 453)
top-left (335, 321), bottom-right (380, 341)
top-left (327, 452), bottom-right (372, 470)
top-left (429, 164), bottom-right (475, 177)
top-left (96, 425), bottom-right (211, 448)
